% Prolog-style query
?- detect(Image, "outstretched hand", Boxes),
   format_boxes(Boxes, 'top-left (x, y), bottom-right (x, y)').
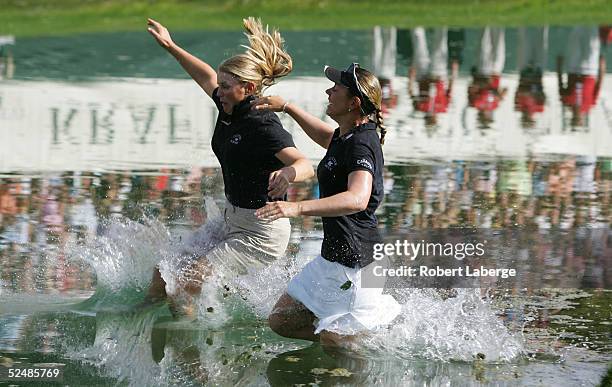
top-left (255, 201), bottom-right (301, 221)
top-left (251, 95), bottom-right (287, 112)
top-left (147, 18), bottom-right (174, 49)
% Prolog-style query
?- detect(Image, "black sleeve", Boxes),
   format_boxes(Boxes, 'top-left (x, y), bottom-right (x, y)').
top-left (257, 119), bottom-right (296, 155)
top-left (345, 135), bottom-right (377, 176)
top-left (211, 87), bottom-right (223, 111)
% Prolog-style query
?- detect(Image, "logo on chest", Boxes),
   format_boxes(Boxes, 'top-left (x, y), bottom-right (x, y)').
top-left (229, 134), bottom-right (242, 145)
top-left (324, 156), bottom-right (337, 171)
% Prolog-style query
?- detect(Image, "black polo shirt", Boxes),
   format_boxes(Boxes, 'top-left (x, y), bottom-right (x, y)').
top-left (211, 88), bottom-right (296, 209)
top-left (317, 121), bottom-right (384, 268)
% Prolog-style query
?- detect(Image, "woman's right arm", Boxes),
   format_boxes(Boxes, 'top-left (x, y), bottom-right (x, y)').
top-left (147, 18), bottom-right (218, 98)
top-left (252, 96), bottom-right (335, 149)
top-left (255, 170), bottom-right (373, 220)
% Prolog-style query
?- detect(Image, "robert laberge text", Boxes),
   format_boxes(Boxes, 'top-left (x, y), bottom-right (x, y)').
top-left (373, 265), bottom-right (516, 279)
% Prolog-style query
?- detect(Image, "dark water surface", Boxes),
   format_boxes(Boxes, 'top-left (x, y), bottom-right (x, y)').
top-left (0, 25), bottom-right (611, 386)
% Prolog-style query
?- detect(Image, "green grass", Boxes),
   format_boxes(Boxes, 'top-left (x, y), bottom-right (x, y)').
top-left (1, 0), bottom-right (611, 37)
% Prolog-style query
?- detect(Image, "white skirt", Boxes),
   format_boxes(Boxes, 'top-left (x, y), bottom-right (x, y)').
top-left (287, 255), bottom-right (401, 335)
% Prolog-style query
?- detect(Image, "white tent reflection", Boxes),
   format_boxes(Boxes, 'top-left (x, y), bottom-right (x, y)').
top-left (0, 74), bottom-right (610, 173)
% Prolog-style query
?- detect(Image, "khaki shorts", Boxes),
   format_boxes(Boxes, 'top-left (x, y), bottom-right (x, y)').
top-left (205, 201), bottom-right (291, 276)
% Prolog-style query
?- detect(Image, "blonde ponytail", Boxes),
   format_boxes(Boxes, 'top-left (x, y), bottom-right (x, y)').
top-left (219, 17), bottom-right (292, 94)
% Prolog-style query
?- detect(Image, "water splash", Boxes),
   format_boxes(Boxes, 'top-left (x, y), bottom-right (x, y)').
top-left (229, 252), bottom-right (307, 318)
top-left (358, 288), bottom-right (524, 362)
top-left (63, 197), bottom-right (524, 365)
top-left (70, 215), bottom-right (174, 309)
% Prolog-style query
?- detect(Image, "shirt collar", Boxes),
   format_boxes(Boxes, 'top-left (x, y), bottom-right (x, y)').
top-left (231, 94), bottom-right (257, 117)
top-left (338, 120), bottom-right (377, 140)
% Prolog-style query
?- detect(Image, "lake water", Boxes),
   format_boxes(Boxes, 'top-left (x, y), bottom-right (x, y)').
top-left (0, 25), bottom-right (611, 386)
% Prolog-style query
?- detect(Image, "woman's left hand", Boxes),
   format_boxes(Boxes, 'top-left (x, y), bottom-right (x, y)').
top-left (255, 201), bottom-right (301, 221)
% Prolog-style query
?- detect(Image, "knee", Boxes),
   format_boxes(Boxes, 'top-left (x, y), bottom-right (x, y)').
top-left (151, 267), bottom-right (165, 283)
top-left (319, 331), bottom-right (344, 349)
top-left (182, 282), bottom-right (202, 297)
top-left (268, 312), bottom-right (287, 337)
top-left (167, 296), bottom-right (195, 318)
top-left (180, 259), bottom-right (211, 296)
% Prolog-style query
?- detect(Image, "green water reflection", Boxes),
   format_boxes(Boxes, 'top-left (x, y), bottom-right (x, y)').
top-left (5, 27), bottom-right (612, 79)
top-left (1, 291), bottom-right (610, 385)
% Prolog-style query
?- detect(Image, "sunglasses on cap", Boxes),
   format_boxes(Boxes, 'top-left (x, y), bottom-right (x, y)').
top-left (324, 63), bottom-right (377, 115)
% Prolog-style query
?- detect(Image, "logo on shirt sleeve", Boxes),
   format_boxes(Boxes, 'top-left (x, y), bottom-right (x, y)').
top-left (356, 158), bottom-right (373, 171)
top-left (230, 134), bottom-right (242, 145)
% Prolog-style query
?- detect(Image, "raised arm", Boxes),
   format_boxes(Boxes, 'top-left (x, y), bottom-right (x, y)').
top-left (255, 170), bottom-right (372, 219)
top-left (252, 96), bottom-right (335, 149)
top-left (147, 18), bottom-right (218, 97)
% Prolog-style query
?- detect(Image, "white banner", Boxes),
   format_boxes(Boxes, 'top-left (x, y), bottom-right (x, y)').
top-left (0, 75), bottom-right (610, 172)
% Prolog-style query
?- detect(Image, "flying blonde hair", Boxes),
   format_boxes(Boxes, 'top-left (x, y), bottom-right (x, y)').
top-left (219, 17), bottom-right (293, 94)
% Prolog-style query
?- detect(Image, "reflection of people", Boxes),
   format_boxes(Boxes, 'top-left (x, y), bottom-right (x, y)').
top-left (372, 26), bottom-right (398, 113)
top-left (557, 26), bottom-right (606, 129)
top-left (515, 27), bottom-right (548, 129)
top-left (409, 27), bottom-right (458, 129)
top-left (0, 35), bottom-right (15, 80)
top-left (468, 27), bottom-right (507, 129)
top-left (145, 18), bottom-right (314, 314)
top-left (253, 63), bottom-right (400, 346)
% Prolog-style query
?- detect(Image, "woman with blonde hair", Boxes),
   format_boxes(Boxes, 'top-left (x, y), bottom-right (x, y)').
top-left (145, 18), bottom-right (314, 313)
top-left (253, 63), bottom-right (400, 345)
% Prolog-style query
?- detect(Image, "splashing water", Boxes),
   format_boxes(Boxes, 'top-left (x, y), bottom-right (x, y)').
top-left (70, 215), bottom-right (174, 309)
top-left (68, 197), bottom-right (231, 311)
top-left (362, 288), bottom-right (524, 362)
top-left (64, 197), bottom-right (524, 367)
top-left (229, 251), bottom-right (309, 318)
top-left (63, 196), bottom-right (294, 322)
top-left (159, 199), bottom-right (311, 325)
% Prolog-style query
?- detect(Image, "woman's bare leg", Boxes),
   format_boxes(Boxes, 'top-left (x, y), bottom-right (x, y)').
top-left (319, 330), bottom-right (358, 353)
top-left (167, 258), bottom-right (214, 317)
top-left (268, 293), bottom-right (319, 342)
top-left (180, 258), bottom-right (214, 297)
top-left (145, 267), bottom-right (167, 302)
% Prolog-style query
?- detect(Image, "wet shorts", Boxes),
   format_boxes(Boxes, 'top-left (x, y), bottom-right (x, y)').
top-left (205, 201), bottom-right (291, 276)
